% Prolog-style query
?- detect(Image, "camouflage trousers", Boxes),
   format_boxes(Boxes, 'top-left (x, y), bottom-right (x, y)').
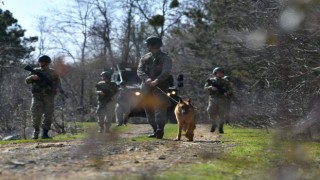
top-left (143, 89), bottom-right (171, 130)
top-left (30, 94), bottom-right (55, 130)
top-left (96, 101), bottom-right (114, 129)
top-left (207, 97), bottom-right (230, 127)
top-left (115, 103), bottom-right (130, 125)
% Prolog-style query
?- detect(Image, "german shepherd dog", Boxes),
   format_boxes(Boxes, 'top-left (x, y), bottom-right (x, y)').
top-left (174, 98), bottom-right (196, 141)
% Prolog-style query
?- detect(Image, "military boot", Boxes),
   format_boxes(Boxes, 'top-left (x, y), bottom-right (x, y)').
top-left (32, 128), bottom-right (40, 139)
top-left (155, 124), bottom-right (165, 139)
top-left (98, 126), bottom-right (104, 133)
top-left (41, 129), bottom-right (51, 139)
top-left (148, 125), bottom-right (157, 138)
top-left (218, 123), bottom-right (224, 134)
top-left (210, 125), bottom-right (217, 133)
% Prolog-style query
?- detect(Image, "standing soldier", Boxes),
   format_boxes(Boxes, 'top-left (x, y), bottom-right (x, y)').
top-left (95, 71), bottom-right (118, 133)
top-left (204, 67), bottom-right (233, 133)
top-left (115, 81), bottom-right (130, 126)
top-left (137, 36), bottom-right (172, 139)
top-left (25, 55), bottom-right (61, 139)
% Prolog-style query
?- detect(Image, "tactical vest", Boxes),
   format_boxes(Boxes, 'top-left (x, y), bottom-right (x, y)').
top-left (30, 68), bottom-right (60, 95)
top-left (96, 81), bottom-right (118, 102)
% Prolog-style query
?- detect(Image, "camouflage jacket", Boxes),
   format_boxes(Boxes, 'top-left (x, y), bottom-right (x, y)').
top-left (96, 80), bottom-right (118, 102)
top-left (137, 51), bottom-right (172, 91)
top-left (25, 67), bottom-right (61, 95)
top-left (204, 77), bottom-right (233, 98)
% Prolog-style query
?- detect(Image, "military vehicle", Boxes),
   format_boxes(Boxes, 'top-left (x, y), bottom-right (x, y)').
top-left (111, 66), bottom-right (182, 123)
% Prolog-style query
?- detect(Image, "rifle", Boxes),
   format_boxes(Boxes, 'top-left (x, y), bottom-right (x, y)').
top-left (206, 78), bottom-right (227, 95)
top-left (96, 82), bottom-right (117, 102)
top-left (24, 65), bottom-right (68, 99)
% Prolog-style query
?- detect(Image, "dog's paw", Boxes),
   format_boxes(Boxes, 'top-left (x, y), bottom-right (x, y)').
top-left (174, 138), bottom-right (181, 141)
top-left (187, 139), bottom-right (194, 142)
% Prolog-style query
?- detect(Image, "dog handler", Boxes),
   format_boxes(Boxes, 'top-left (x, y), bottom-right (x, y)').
top-left (204, 67), bottom-right (233, 133)
top-left (137, 36), bottom-right (172, 139)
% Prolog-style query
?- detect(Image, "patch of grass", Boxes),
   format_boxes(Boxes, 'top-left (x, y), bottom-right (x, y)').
top-left (157, 125), bottom-right (320, 180)
top-left (164, 123), bottom-right (179, 138)
top-left (110, 124), bottom-right (130, 133)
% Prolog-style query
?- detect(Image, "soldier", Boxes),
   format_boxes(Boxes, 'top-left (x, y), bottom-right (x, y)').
top-left (115, 81), bottom-right (130, 126)
top-left (95, 71), bottom-right (118, 133)
top-left (25, 55), bottom-right (61, 139)
top-left (137, 36), bottom-right (172, 139)
top-left (204, 67), bottom-right (233, 133)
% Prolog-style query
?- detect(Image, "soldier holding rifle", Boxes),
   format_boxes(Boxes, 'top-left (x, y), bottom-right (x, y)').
top-left (95, 71), bottom-right (118, 133)
top-left (204, 67), bottom-right (233, 134)
top-left (25, 55), bottom-right (61, 139)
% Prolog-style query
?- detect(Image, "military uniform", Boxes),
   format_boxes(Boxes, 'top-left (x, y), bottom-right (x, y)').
top-left (115, 84), bottom-right (131, 126)
top-left (96, 79), bottom-right (118, 132)
top-left (204, 75), bottom-right (233, 133)
top-left (137, 51), bottom-right (172, 138)
top-left (25, 66), bottom-right (61, 136)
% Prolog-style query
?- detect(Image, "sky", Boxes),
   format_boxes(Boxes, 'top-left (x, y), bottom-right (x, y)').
top-left (1, 0), bottom-right (65, 37)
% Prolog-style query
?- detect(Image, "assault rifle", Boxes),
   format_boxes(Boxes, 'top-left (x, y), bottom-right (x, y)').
top-left (206, 78), bottom-right (227, 95)
top-left (24, 65), bottom-right (68, 99)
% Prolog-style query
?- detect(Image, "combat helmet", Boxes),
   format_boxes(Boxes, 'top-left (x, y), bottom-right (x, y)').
top-left (212, 67), bottom-right (224, 75)
top-left (101, 71), bottom-right (111, 78)
top-left (38, 55), bottom-right (52, 63)
top-left (145, 36), bottom-right (163, 47)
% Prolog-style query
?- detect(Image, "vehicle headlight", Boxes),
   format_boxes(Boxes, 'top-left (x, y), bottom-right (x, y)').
top-left (167, 93), bottom-right (170, 96)
top-left (171, 91), bottom-right (176, 95)
top-left (135, 91), bottom-right (141, 96)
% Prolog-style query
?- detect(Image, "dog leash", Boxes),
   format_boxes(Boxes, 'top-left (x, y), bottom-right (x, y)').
top-left (156, 86), bottom-right (179, 103)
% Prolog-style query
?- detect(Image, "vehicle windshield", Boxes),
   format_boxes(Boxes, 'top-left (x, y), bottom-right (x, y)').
top-left (112, 68), bottom-right (141, 85)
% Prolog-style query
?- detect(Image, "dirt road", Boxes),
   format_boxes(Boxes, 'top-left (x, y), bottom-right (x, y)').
top-left (0, 124), bottom-right (226, 180)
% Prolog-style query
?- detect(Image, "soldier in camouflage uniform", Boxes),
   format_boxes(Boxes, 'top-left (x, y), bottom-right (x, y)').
top-left (115, 81), bottom-right (130, 126)
top-left (95, 71), bottom-right (118, 133)
top-left (25, 55), bottom-right (61, 139)
top-left (137, 36), bottom-right (172, 139)
top-left (204, 67), bottom-right (233, 133)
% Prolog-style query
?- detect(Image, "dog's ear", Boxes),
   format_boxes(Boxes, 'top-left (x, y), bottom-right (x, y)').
top-left (187, 98), bottom-right (192, 105)
top-left (178, 97), bottom-right (183, 103)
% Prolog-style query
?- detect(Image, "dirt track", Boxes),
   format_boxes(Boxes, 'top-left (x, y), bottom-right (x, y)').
top-left (0, 124), bottom-right (227, 180)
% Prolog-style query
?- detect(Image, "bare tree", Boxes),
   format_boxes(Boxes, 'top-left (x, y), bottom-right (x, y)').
top-left (45, 0), bottom-right (95, 107)
top-left (119, 0), bottom-right (134, 64)
top-left (132, 0), bottom-right (184, 37)
top-left (89, 0), bottom-right (116, 68)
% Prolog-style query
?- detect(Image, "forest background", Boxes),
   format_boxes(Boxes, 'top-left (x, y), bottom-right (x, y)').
top-left (0, 0), bottom-right (319, 141)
